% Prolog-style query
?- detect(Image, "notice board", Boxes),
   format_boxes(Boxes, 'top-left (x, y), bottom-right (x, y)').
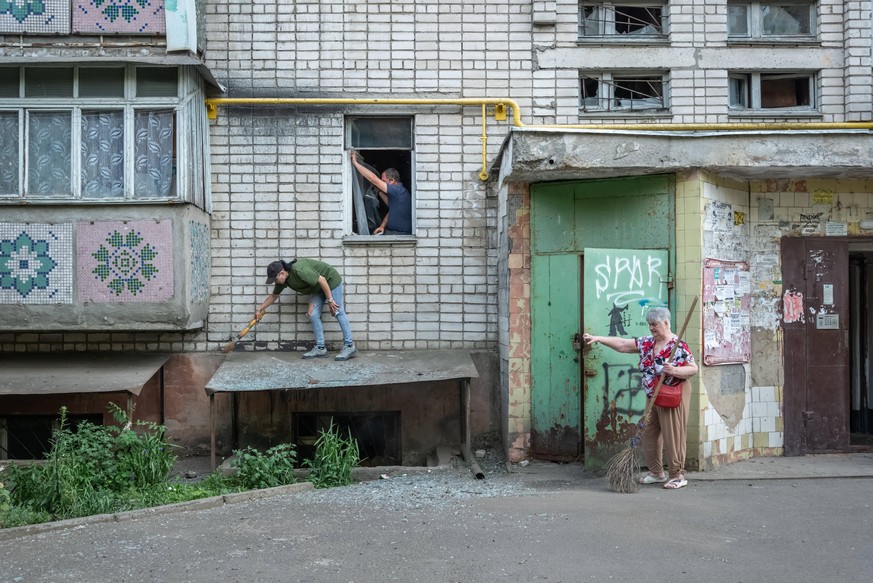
top-left (702, 258), bottom-right (751, 365)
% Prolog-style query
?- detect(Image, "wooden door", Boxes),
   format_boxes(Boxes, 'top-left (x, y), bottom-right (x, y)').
top-left (783, 237), bottom-right (850, 454)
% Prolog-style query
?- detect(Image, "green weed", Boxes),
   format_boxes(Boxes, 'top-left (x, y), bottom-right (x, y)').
top-left (231, 443), bottom-right (298, 490)
top-left (303, 421), bottom-right (360, 488)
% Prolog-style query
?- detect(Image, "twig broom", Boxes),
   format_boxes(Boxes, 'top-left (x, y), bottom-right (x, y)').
top-left (605, 296), bottom-right (698, 493)
top-left (221, 310), bottom-right (266, 353)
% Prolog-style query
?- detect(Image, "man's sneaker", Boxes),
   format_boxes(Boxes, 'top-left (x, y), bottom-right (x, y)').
top-left (302, 346), bottom-right (328, 359)
top-left (335, 344), bottom-right (357, 361)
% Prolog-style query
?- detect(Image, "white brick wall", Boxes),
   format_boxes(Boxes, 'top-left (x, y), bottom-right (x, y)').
top-left (7, 1), bottom-right (871, 353)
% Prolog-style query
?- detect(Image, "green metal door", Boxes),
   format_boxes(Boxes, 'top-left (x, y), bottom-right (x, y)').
top-left (582, 248), bottom-right (669, 469)
top-left (530, 253), bottom-right (582, 460)
top-left (530, 175), bottom-right (675, 465)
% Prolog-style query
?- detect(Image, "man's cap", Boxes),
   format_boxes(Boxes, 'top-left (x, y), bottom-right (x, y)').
top-left (265, 261), bottom-right (285, 284)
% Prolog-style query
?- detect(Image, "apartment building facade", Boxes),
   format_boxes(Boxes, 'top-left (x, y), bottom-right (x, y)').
top-left (1, 1), bottom-right (871, 470)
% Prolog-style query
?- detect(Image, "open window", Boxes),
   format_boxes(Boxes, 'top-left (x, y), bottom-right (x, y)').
top-left (728, 1), bottom-right (816, 40)
top-left (729, 72), bottom-right (815, 111)
top-left (579, 2), bottom-right (666, 39)
top-left (346, 116), bottom-right (414, 236)
top-left (580, 72), bottom-right (667, 112)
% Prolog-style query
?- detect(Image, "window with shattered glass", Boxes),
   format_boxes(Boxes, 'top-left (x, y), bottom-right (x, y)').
top-left (346, 116), bottom-right (415, 237)
top-left (729, 72), bottom-right (815, 110)
top-left (580, 73), bottom-right (667, 112)
top-left (578, 2), bottom-right (665, 38)
top-left (728, 2), bottom-right (815, 39)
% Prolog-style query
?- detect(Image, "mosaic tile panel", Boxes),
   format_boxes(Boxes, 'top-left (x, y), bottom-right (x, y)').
top-left (73, 0), bottom-right (166, 34)
top-left (0, 0), bottom-right (71, 34)
top-left (0, 223), bottom-right (72, 304)
top-left (78, 220), bottom-right (174, 303)
top-left (188, 220), bottom-right (209, 303)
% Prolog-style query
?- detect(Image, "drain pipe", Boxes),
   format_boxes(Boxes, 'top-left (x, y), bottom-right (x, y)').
top-left (461, 378), bottom-right (486, 479)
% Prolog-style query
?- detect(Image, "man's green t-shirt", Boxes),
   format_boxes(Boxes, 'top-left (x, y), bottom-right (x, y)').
top-left (272, 259), bottom-right (341, 296)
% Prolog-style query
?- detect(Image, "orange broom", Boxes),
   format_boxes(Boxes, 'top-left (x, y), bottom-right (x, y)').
top-left (605, 296), bottom-right (698, 493)
top-left (222, 310), bottom-right (266, 353)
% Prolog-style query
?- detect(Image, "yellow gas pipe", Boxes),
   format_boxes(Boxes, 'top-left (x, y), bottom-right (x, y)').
top-left (204, 97), bottom-right (873, 181)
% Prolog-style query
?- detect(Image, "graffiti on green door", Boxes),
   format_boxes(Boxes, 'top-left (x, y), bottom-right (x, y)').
top-left (583, 248), bottom-right (669, 468)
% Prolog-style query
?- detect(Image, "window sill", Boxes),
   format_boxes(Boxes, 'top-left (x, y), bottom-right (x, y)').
top-left (728, 109), bottom-right (822, 119)
top-left (578, 110), bottom-right (672, 119)
top-left (0, 198), bottom-right (184, 206)
top-left (727, 38), bottom-right (820, 47)
top-left (576, 37), bottom-right (670, 47)
top-left (342, 235), bottom-right (417, 247)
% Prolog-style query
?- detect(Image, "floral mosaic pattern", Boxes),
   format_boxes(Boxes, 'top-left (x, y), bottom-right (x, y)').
top-left (73, 0), bottom-right (165, 34)
top-left (78, 220), bottom-right (173, 302)
top-left (188, 221), bottom-right (209, 303)
top-left (0, 223), bottom-right (72, 304)
top-left (0, 0), bottom-right (71, 34)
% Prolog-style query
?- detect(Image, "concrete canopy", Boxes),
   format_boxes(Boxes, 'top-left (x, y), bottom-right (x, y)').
top-left (0, 353), bottom-right (169, 396)
top-left (205, 349), bottom-right (479, 394)
top-left (495, 128), bottom-right (873, 183)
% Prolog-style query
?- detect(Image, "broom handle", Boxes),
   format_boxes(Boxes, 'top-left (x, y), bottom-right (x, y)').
top-left (641, 296), bottom-right (698, 422)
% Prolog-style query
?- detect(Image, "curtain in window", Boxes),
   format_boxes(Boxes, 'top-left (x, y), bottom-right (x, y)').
top-left (28, 112), bottom-right (72, 197)
top-left (0, 112), bottom-right (18, 195)
top-left (81, 111), bottom-right (124, 198)
top-left (134, 110), bottom-right (175, 198)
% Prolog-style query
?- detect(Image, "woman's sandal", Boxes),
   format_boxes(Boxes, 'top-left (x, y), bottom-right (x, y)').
top-left (663, 476), bottom-right (688, 489)
top-left (639, 473), bottom-right (667, 484)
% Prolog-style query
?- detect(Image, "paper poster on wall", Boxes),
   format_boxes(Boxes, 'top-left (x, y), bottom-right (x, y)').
top-left (702, 258), bottom-right (751, 365)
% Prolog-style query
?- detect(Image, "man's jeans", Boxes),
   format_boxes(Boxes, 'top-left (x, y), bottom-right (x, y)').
top-left (309, 283), bottom-right (353, 346)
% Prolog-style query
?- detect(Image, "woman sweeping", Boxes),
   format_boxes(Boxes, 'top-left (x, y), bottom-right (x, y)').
top-left (583, 306), bottom-right (698, 490)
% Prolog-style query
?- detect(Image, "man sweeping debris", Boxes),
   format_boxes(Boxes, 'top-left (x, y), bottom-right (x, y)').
top-left (256, 259), bottom-right (357, 361)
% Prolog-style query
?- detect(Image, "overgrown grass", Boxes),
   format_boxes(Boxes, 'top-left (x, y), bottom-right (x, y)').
top-left (0, 408), bottom-right (363, 529)
top-left (0, 406), bottom-right (237, 528)
top-left (303, 420), bottom-right (361, 488)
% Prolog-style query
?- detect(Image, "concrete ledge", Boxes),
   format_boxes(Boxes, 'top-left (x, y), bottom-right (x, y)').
top-left (0, 481), bottom-right (314, 542)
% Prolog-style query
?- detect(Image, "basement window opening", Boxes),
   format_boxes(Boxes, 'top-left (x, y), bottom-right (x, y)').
top-left (0, 414), bottom-right (103, 460)
top-left (293, 412), bottom-right (401, 467)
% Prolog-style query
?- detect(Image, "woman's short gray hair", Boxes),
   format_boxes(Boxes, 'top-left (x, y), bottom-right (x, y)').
top-left (645, 307), bottom-right (671, 325)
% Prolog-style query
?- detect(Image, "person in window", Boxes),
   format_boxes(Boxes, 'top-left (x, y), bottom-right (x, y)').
top-left (583, 307), bottom-right (697, 490)
top-left (350, 150), bottom-right (412, 235)
top-left (256, 259), bottom-right (357, 361)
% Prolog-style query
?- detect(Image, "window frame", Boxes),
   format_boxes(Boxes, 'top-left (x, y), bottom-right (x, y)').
top-left (0, 65), bottom-right (208, 206)
top-left (345, 115), bottom-right (416, 239)
top-left (580, 71), bottom-right (669, 113)
top-left (728, 71), bottom-right (817, 111)
top-left (578, 1), bottom-right (668, 40)
top-left (727, 1), bottom-right (817, 41)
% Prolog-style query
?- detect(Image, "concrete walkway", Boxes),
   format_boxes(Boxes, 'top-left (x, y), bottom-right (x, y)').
top-left (686, 452), bottom-right (873, 481)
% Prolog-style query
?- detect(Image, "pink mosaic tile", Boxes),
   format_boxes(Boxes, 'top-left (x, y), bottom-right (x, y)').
top-left (77, 219), bottom-right (174, 303)
top-left (73, 0), bottom-right (166, 34)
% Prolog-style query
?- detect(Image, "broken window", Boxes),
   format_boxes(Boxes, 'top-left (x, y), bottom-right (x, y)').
top-left (580, 73), bottom-right (667, 112)
top-left (728, 2), bottom-right (815, 39)
top-left (579, 2), bottom-right (665, 38)
top-left (729, 72), bottom-right (815, 110)
top-left (347, 116), bottom-right (414, 237)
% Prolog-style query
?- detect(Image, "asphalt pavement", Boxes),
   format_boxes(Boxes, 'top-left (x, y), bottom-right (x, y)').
top-left (2, 453), bottom-right (872, 583)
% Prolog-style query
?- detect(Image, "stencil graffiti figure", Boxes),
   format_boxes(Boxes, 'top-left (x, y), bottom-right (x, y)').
top-left (608, 303), bottom-right (629, 336)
